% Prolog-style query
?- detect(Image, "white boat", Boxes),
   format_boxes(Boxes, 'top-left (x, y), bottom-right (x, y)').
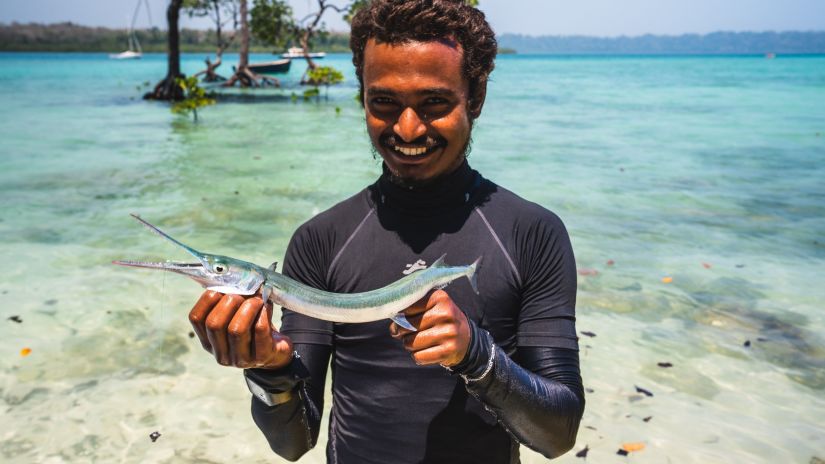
top-left (110, 50), bottom-right (142, 60)
top-left (281, 46), bottom-right (326, 59)
top-left (110, 0), bottom-right (150, 60)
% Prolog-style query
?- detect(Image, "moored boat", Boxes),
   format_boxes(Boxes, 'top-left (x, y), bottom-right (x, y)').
top-left (247, 59), bottom-right (292, 75)
top-left (280, 46), bottom-right (326, 59)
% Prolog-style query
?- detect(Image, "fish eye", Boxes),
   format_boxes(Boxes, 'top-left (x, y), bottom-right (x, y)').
top-left (214, 264), bottom-right (227, 274)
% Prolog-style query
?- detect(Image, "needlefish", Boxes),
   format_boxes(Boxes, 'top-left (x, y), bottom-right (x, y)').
top-left (113, 214), bottom-right (481, 331)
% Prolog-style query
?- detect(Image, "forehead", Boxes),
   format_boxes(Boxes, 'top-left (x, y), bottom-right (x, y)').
top-left (362, 39), bottom-right (467, 95)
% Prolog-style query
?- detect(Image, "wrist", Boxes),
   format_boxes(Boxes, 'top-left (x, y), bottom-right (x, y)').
top-left (244, 351), bottom-right (310, 406)
top-left (445, 319), bottom-right (492, 377)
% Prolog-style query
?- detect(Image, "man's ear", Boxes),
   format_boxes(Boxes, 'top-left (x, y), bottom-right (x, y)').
top-left (468, 80), bottom-right (487, 120)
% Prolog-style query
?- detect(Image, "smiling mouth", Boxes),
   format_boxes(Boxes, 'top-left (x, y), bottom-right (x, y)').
top-left (383, 135), bottom-right (444, 158)
top-left (394, 145), bottom-right (431, 156)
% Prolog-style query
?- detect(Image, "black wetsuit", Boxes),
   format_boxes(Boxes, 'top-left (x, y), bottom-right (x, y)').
top-left (249, 162), bottom-right (584, 463)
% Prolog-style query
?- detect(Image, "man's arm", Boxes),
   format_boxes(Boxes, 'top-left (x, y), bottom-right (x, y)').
top-left (391, 209), bottom-right (583, 458)
top-left (391, 293), bottom-right (584, 459)
top-left (452, 323), bottom-right (584, 459)
top-left (249, 342), bottom-right (331, 461)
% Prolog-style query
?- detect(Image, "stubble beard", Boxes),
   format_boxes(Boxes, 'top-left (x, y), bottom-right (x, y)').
top-left (371, 131), bottom-right (474, 189)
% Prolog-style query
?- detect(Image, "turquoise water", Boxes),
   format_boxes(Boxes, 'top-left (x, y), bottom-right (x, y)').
top-left (1, 52), bottom-right (824, 463)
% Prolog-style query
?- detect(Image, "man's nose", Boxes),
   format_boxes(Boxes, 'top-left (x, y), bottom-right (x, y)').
top-left (393, 107), bottom-right (427, 143)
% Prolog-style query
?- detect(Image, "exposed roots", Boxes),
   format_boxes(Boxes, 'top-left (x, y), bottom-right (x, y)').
top-left (143, 74), bottom-right (185, 101)
top-left (222, 67), bottom-right (280, 88)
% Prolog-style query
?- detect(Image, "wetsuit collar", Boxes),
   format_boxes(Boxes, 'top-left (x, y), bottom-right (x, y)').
top-left (374, 160), bottom-right (479, 217)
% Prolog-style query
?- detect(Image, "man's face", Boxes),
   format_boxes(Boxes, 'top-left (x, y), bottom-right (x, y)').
top-left (362, 38), bottom-right (480, 184)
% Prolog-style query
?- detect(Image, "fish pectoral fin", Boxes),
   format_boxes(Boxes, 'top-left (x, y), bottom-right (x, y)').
top-left (261, 285), bottom-right (272, 304)
top-left (391, 313), bottom-right (417, 332)
top-left (467, 256), bottom-right (482, 294)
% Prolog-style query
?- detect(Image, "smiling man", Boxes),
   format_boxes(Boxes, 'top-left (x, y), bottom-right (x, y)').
top-left (187, 1), bottom-right (584, 463)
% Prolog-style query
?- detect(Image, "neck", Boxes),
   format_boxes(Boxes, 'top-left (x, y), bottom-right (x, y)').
top-left (374, 159), bottom-right (479, 217)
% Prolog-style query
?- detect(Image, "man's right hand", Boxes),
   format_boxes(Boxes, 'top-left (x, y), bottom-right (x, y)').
top-left (188, 290), bottom-right (294, 370)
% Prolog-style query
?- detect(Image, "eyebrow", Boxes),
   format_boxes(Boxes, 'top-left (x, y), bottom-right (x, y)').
top-left (367, 86), bottom-right (457, 98)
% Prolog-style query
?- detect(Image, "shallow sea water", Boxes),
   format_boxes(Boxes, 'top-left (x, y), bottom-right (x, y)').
top-left (1, 52), bottom-right (824, 463)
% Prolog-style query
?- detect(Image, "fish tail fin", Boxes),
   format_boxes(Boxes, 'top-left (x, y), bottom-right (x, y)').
top-left (467, 256), bottom-right (482, 294)
top-left (430, 253), bottom-right (447, 268)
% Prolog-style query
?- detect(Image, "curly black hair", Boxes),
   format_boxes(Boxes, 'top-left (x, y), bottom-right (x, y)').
top-left (349, 0), bottom-right (497, 113)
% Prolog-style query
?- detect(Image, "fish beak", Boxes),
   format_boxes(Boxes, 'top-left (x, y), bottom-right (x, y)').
top-left (112, 214), bottom-right (211, 278)
top-left (112, 259), bottom-right (203, 271)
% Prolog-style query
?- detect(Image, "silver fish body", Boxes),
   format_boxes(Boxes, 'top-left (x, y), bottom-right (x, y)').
top-left (262, 255), bottom-right (479, 325)
top-left (114, 214), bottom-right (480, 330)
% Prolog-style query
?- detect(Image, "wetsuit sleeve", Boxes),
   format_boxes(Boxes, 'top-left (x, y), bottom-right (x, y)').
top-left (453, 323), bottom-right (584, 459)
top-left (248, 223), bottom-right (335, 460)
top-left (279, 223), bottom-right (335, 345)
top-left (250, 343), bottom-right (330, 461)
top-left (515, 211), bottom-right (578, 350)
top-left (450, 209), bottom-right (583, 458)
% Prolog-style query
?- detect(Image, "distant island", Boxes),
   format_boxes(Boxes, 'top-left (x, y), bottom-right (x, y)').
top-left (497, 31), bottom-right (825, 55)
top-left (0, 22), bottom-right (350, 53)
top-left (1, 23), bottom-right (824, 55)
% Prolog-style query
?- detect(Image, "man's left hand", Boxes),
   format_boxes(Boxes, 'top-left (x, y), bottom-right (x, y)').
top-left (389, 289), bottom-right (471, 367)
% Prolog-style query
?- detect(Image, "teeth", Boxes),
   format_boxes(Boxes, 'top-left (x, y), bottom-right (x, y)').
top-left (394, 146), bottom-right (428, 156)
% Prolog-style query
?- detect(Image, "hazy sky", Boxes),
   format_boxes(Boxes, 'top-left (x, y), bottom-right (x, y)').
top-left (1, 0), bottom-right (823, 36)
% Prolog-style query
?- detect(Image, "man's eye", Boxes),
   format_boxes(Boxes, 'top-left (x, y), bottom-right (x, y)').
top-left (425, 97), bottom-right (448, 105)
top-left (371, 97), bottom-right (396, 106)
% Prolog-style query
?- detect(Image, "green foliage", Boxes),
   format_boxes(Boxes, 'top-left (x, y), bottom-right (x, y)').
top-left (171, 76), bottom-right (216, 122)
top-left (306, 66), bottom-right (344, 87)
top-left (304, 66), bottom-right (344, 101)
top-left (250, 0), bottom-right (294, 48)
top-left (302, 88), bottom-right (320, 101)
top-left (182, 0), bottom-right (219, 16)
top-left (344, 0), bottom-right (369, 24)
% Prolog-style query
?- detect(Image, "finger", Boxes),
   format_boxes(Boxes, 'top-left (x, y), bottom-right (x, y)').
top-left (402, 291), bottom-right (435, 317)
top-left (254, 302), bottom-right (275, 363)
top-left (402, 325), bottom-right (457, 352)
top-left (189, 290), bottom-right (224, 352)
top-left (411, 345), bottom-right (453, 366)
top-left (205, 294), bottom-right (245, 365)
top-left (228, 296), bottom-right (265, 367)
top-left (253, 302), bottom-right (294, 368)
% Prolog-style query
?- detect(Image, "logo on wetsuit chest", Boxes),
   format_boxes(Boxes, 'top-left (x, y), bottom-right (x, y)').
top-left (402, 259), bottom-right (427, 275)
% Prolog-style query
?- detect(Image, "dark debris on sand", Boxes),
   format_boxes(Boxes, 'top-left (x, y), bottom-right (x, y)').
top-left (581, 331), bottom-right (597, 337)
top-left (657, 362), bottom-right (673, 368)
top-left (635, 385), bottom-right (654, 397)
top-left (575, 445), bottom-right (589, 458)
top-left (617, 449), bottom-right (629, 456)
top-left (8, 315), bottom-right (22, 323)
top-left (149, 431), bottom-right (161, 442)
top-left (643, 416), bottom-right (653, 422)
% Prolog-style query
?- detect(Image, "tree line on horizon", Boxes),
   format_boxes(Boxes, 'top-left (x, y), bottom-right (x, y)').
top-left (0, 21), bottom-right (351, 53)
top-left (1, 22), bottom-right (824, 54)
top-left (500, 31), bottom-right (825, 54)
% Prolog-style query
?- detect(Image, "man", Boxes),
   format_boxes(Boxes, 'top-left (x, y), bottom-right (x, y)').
top-left (188, 1), bottom-right (584, 462)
